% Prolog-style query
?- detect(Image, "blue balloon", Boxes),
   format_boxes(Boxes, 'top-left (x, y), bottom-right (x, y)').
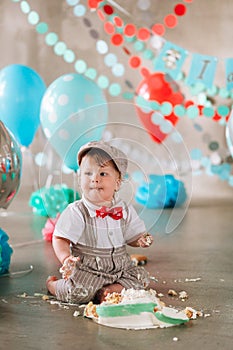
top-left (0, 64), bottom-right (46, 147)
top-left (0, 228), bottom-right (13, 275)
top-left (135, 174), bottom-right (187, 209)
top-left (40, 73), bottom-right (108, 171)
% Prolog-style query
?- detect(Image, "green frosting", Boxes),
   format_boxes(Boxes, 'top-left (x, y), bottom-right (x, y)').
top-left (96, 302), bottom-right (157, 318)
top-left (96, 302), bottom-right (189, 326)
top-left (154, 311), bottom-right (189, 325)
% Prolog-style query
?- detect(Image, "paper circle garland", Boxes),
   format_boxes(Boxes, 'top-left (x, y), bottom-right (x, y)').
top-left (11, 0), bottom-right (233, 186)
top-left (14, 0), bottom-right (231, 122)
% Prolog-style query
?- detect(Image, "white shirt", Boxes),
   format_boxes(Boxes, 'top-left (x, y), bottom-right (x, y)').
top-left (53, 195), bottom-right (146, 248)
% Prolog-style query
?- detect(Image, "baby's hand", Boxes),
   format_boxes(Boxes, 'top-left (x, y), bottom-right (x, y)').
top-left (137, 233), bottom-right (153, 248)
top-left (59, 255), bottom-right (80, 280)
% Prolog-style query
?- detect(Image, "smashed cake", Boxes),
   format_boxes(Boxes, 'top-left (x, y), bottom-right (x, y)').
top-left (84, 288), bottom-right (190, 329)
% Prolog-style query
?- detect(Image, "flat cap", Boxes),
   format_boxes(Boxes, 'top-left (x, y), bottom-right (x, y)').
top-left (78, 141), bottom-right (128, 178)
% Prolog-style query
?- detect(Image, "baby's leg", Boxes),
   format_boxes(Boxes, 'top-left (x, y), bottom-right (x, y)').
top-left (46, 272), bottom-right (105, 304)
top-left (46, 276), bottom-right (58, 296)
top-left (94, 283), bottom-right (124, 303)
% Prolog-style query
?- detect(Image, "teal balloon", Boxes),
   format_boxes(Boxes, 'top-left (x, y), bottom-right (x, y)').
top-left (40, 73), bottom-right (108, 171)
top-left (0, 64), bottom-right (46, 147)
top-left (0, 228), bottom-right (13, 275)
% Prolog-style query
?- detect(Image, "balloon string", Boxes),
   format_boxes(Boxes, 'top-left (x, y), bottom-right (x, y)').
top-left (0, 240), bottom-right (43, 278)
top-left (0, 265), bottom-right (34, 278)
top-left (73, 171), bottom-right (78, 201)
top-left (27, 147), bottom-right (39, 191)
top-left (11, 239), bottom-right (43, 248)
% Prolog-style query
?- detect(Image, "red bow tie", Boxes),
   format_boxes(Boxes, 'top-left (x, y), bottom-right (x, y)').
top-left (96, 206), bottom-right (123, 220)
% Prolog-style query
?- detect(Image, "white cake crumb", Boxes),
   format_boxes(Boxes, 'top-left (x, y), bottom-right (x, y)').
top-left (73, 310), bottom-right (80, 317)
top-left (179, 291), bottom-right (188, 300)
top-left (184, 306), bottom-right (204, 319)
top-left (185, 277), bottom-right (201, 282)
top-left (168, 289), bottom-right (178, 297)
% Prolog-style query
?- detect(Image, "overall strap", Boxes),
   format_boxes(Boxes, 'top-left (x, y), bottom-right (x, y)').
top-left (77, 201), bottom-right (98, 247)
top-left (120, 201), bottom-right (129, 238)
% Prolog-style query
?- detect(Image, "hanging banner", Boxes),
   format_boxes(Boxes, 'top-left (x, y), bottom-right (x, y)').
top-left (154, 41), bottom-right (188, 80)
top-left (225, 58), bottom-right (233, 91)
top-left (187, 53), bottom-right (218, 89)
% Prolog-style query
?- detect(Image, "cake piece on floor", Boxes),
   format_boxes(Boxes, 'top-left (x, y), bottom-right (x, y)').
top-left (84, 288), bottom-right (190, 329)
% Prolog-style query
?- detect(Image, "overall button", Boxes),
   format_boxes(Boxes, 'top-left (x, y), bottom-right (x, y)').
top-left (108, 231), bottom-right (113, 236)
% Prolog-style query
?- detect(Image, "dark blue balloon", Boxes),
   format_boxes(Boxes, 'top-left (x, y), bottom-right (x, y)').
top-left (135, 174), bottom-right (187, 209)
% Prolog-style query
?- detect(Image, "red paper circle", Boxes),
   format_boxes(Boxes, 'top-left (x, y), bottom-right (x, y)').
top-left (164, 14), bottom-right (177, 28)
top-left (174, 4), bottom-right (186, 16)
top-left (111, 33), bottom-right (124, 46)
top-left (104, 22), bottom-right (115, 34)
top-left (124, 23), bottom-right (136, 37)
top-left (114, 16), bottom-right (123, 27)
top-left (129, 56), bottom-right (141, 68)
top-left (88, 0), bottom-right (100, 9)
top-left (137, 27), bottom-right (151, 41)
top-left (151, 23), bottom-right (165, 36)
top-left (103, 4), bottom-right (114, 15)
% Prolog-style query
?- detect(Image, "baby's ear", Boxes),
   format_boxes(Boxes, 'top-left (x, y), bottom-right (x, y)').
top-left (115, 177), bottom-right (121, 191)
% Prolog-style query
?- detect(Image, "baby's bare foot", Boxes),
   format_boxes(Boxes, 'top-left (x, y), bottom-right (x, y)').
top-left (94, 283), bottom-right (123, 303)
top-left (46, 275), bottom-right (58, 295)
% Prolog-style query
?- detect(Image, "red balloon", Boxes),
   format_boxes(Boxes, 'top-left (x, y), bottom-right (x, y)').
top-left (135, 72), bottom-right (184, 143)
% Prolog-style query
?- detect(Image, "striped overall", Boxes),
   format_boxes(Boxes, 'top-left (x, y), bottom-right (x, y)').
top-left (55, 202), bottom-right (150, 304)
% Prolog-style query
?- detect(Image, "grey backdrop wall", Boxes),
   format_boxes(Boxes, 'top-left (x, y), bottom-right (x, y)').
top-left (1, 0), bottom-right (233, 205)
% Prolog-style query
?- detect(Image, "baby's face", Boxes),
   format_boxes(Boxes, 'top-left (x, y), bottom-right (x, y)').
top-left (80, 155), bottom-right (121, 206)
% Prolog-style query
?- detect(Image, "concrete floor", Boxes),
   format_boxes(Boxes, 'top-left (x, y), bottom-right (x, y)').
top-left (0, 191), bottom-right (233, 350)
